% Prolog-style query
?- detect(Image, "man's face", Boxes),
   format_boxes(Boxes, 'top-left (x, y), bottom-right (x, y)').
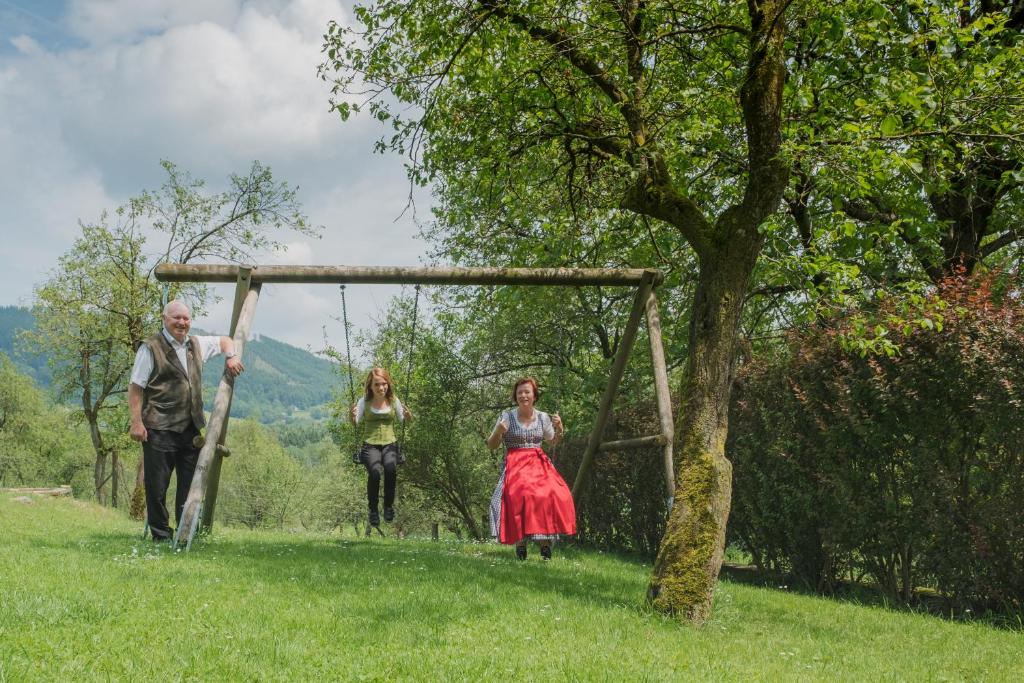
top-left (163, 304), bottom-right (192, 343)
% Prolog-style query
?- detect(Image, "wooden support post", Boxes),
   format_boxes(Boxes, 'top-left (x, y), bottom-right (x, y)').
top-left (571, 271), bottom-right (657, 499)
top-left (432, 523), bottom-right (439, 541)
top-left (175, 283), bottom-right (261, 550)
top-left (200, 267), bottom-right (252, 534)
top-left (645, 291), bottom-right (676, 502)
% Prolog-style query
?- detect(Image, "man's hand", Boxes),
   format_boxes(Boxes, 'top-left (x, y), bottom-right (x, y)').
top-left (130, 420), bottom-right (148, 443)
top-left (225, 356), bottom-right (244, 377)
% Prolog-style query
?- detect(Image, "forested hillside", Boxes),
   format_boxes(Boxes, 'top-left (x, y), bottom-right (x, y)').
top-left (206, 332), bottom-right (337, 422)
top-left (0, 306), bottom-right (339, 423)
top-left (0, 306), bottom-right (50, 385)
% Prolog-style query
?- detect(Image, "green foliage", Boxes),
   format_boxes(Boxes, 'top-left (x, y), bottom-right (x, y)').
top-left (0, 354), bottom-right (91, 490)
top-left (556, 406), bottom-right (669, 556)
top-left (290, 436), bottom-right (367, 532)
top-left (3, 495), bottom-right (1023, 680)
top-left (729, 272), bottom-right (1024, 613)
top-left (218, 420), bottom-right (305, 529)
top-left (321, 0), bottom-right (1024, 622)
top-left (23, 219), bottom-right (156, 503)
top-left (140, 159), bottom-right (318, 269)
top-left (323, 282), bottom-right (680, 541)
top-left (20, 160), bottom-right (316, 504)
top-left (759, 0), bottom-right (1024, 313)
top-left (327, 292), bottom-right (501, 536)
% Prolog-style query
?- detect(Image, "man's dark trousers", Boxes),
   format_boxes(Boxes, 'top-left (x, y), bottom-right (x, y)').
top-left (143, 426), bottom-right (200, 541)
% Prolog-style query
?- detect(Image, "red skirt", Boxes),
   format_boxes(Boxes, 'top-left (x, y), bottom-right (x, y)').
top-left (499, 447), bottom-right (576, 545)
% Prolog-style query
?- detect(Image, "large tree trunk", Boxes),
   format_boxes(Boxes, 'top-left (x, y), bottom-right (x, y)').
top-left (111, 446), bottom-right (119, 508)
top-left (86, 413), bottom-right (107, 505)
top-left (646, 0), bottom-right (789, 624)
top-left (647, 238), bottom-right (760, 623)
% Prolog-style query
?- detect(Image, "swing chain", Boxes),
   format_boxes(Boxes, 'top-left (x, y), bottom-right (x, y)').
top-left (340, 285), bottom-right (363, 463)
top-left (340, 285), bottom-right (356, 407)
top-left (399, 285), bottom-right (421, 447)
top-left (550, 316), bottom-right (568, 461)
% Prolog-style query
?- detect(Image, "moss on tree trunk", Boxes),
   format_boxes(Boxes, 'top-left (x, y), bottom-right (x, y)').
top-left (647, 243), bottom-right (759, 623)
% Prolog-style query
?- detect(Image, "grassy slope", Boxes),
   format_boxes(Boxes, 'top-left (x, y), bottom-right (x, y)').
top-left (1, 495), bottom-right (1021, 682)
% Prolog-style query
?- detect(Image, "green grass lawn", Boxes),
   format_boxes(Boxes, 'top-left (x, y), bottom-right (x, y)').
top-left (2, 494), bottom-right (1021, 682)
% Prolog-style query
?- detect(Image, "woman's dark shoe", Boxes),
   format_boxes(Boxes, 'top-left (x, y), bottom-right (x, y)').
top-left (540, 544), bottom-right (552, 561)
top-left (369, 509), bottom-right (381, 527)
top-left (515, 545), bottom-right (527, 561)
top-left (383, 507), bottom-right (395, 523)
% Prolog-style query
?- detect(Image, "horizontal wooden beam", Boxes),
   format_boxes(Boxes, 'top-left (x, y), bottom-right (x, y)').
top-left (599, 434), bottom-right (668, 451)
top-left (155, 264), bottom-right (664, 287)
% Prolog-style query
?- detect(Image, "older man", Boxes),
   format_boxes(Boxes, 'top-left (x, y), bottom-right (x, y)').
top-left (128, 300), bottom-right (244, 541)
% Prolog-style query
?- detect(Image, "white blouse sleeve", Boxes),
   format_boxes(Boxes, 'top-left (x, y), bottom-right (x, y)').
top-left (354, 397), bottom-right (366, 423)
top-left (541, 412), bottom-right (555, 441)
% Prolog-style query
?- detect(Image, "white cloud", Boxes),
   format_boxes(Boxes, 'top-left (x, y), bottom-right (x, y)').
top-left (65, 0), bottom-right (243, 44)
top-left (0, 0), bottom-right (435, 348)
top-left (268, 241), bottom-right (317, 265)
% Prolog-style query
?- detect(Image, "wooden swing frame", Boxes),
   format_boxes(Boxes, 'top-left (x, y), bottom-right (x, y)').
top-left (154, 263), bottom-right (675, 550)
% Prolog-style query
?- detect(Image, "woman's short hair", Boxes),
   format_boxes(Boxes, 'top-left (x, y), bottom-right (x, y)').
top-left (511, 377), bottom-right (541, 403)
top-left (363, 367), bottom-right (396, 401)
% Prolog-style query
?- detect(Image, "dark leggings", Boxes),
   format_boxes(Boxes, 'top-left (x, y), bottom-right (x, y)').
top-left (363, 442), bottom-right (399, 512)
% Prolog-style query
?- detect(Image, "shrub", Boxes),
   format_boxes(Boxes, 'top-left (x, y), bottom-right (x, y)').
top-left (558, 405), bottom-right (669, 557)
top-left (0, 353), bottom-right (91, 490)
top-left (728, 273), bottom-right (1024, 612)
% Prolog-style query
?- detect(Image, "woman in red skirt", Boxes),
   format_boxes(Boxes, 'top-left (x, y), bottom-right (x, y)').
top-left (486, 378), bottom-right (576, 560)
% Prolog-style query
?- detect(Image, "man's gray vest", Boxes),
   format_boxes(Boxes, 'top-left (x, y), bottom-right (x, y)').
top-left (141, 333), bottom-right (206, 432)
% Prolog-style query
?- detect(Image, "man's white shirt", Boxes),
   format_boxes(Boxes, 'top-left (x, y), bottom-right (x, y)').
top-left (129, 328), bottom-right (223, 388)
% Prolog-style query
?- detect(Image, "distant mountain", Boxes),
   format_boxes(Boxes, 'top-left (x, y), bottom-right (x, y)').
top-left (0, 306), bottom-right (51, 386)
top-left (201, 331), bottom-right (340, 423)
top-left (0, 306), bottom-right (344, 424)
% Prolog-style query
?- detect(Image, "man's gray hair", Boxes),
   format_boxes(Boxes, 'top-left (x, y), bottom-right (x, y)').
top-left (162, 299), bottom-right (192, 316)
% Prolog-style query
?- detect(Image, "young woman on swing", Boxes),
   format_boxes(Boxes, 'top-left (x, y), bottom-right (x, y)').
top-left (350, 367), bottom-right (413, 527)
top-left (486, 377), bottom-right (576, 560)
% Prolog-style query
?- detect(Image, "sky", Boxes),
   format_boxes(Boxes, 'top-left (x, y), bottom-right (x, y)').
top-left (0, 0), bottom-right (431, 358)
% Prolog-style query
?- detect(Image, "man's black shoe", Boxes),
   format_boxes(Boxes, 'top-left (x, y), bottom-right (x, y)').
top-left (383, 507), bottom-right (395, 523)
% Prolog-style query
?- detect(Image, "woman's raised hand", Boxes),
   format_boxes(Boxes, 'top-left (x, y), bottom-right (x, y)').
top-left (403, 405), bottom-right (413, 421)
top-left (349, 403), bottom-right (358, 423)
top-left (551, 413), bottom-right (564, 435)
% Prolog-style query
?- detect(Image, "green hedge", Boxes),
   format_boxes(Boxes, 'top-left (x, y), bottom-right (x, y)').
top-left (728, 274), bottom-right (1024, 614)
